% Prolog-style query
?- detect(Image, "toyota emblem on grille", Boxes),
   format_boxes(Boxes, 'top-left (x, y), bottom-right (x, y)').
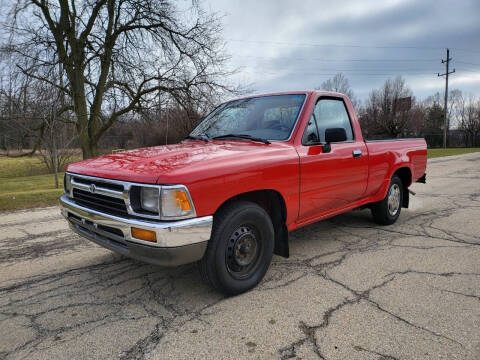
top-left (89, 184), bottom-right (96, 193)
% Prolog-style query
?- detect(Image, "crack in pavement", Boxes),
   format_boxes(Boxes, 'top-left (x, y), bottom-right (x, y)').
top-left (1, 153), bottom-right (480, 359)
top-left (352, 345), bottom-right (400, 360)
top-left (429, 286), bottom-right (480, 302)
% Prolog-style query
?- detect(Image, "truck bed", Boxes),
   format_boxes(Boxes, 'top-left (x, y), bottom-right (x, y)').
top-left (365, 138), bottom-right (427, 186)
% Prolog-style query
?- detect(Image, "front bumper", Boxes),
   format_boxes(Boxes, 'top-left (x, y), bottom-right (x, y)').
top-left (59, 195), bottom-right (212, 266)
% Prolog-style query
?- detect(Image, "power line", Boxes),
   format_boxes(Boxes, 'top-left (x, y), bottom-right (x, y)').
top-left (450, 48), bottom-right (480, 54)
top-left (227, 39), bottom-right (480, 53)
top-left (456, 60), bottom-right (480, 67)
top-left (228, 39), bottom-right (440, 50)
top-left (454, 68), bottom-right (480, 73)
top-left (244, 68), bottom-right (448, 73)
top-left (241, 71), bottom-right (438, 76)
top-left (233, 56), bottom-right (480, 72)
top-left (235, 55), bottom-right (439, 62)
top-left (239, 68), bottom-right (478, 75)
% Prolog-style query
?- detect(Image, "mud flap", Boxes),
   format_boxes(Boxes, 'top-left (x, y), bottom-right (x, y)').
top-left (274, 223), bottom-right (289, 258)
top-left (403, 186), bottom-right (409, 208)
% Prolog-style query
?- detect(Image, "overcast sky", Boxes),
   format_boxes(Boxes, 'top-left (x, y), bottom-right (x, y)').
top-left (204, 0), bottom-right (480, 102)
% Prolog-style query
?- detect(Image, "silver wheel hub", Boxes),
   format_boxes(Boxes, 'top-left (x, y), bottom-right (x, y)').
top-left (387, 183), bottom-right (401, 216)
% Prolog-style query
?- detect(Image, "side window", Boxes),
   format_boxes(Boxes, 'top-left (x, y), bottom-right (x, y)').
top-left (305, 99), bottom-right (353, 143)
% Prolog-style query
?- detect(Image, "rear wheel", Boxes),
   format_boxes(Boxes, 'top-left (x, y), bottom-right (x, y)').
top-left (198, 201), bottom-right (274, 295)
top-left (371, 175), bottom-right (403, 225)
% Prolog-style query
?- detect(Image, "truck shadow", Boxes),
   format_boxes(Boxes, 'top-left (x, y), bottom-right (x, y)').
top-left (75, 208), bottom-right (380, 301)
top-left (2, 208), bottom-right (389, 353)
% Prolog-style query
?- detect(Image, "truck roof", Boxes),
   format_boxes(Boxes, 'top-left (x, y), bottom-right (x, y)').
top-left (228, 90), bottom-right (346, 102)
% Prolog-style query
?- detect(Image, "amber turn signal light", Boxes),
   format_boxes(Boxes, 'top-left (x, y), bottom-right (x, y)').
top-left (131, 227), bottom-right (157, 242)
top-left (174, 190), bottom-right (192, 212)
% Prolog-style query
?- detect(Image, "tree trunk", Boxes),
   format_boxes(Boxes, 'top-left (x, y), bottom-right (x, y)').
top-left (81, 140), bottom-right (99, 159)
top-left (72, 82), bottom-right (100, 159)
top-left (53, 150), bottom-right (59, 189)
top-left (53, 125), bottom-right (59, 189)
top-left (67, 64), bottom-right (99, 159)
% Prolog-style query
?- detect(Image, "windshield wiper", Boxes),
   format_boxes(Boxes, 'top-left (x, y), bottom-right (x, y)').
top-left (184, 134), bottom-right (209, 142)
top-left (211, 134), bottom-right (271, 144)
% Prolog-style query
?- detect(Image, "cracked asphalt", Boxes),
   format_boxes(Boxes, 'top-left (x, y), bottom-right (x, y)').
top-left (1, 153), bottom-right (479, 360)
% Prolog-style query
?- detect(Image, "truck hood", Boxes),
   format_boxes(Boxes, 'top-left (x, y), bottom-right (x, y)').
top-left (66, 140), bottom-right (293, 184)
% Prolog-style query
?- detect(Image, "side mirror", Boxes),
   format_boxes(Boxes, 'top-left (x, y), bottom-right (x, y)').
top-left (325, 128), bottom-right (347, 143)
top-left (323, 128), bottom-right (347, 153)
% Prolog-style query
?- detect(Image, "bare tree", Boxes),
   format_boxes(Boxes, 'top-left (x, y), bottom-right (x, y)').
top-left (5, 0), bottom-right (236, 158)
top-left (423, 102), bottom-right (444, 133)
top-left (456, 94), bottom-right (480, 147)
top-left (317, 73), bottom-right (358, 107)
top-left (0, 55), bottom-right (76, 184)
top-left (35, 82), bottom-right (76, 188)
top-left (0, 57), bottom-right (44, 154)
top-left (362, 76), bottom-right (414, 138)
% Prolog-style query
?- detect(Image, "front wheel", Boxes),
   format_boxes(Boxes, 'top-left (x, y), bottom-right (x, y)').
top-left (371, 175), bottom-right (403, 225)
top-left (198, 201), bottom-right (274, 295)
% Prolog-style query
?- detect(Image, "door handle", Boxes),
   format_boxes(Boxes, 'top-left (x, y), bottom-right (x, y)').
top-left (352, 149), bottom-right (362, 158)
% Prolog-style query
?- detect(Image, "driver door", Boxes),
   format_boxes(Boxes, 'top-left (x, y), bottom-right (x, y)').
top-left (298, 97), bottom-right (368, 220)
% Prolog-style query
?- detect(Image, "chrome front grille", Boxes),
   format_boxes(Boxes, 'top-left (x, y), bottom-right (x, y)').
top-left (72, 176), bottom-right (124, 192)
top-left (66, 172), bottom-right (161, 220)
top-left (72, 188), bottom-right (129, 217)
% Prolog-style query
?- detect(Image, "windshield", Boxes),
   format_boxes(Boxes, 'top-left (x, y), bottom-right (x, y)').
top-left (190, 94), bottom-right (306, 141)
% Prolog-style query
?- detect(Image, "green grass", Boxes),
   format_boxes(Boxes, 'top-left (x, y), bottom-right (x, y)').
top-left (0, 173), bottom-right (65, 211)
top-left (0, 156), bottom-right (51, 178)
top-left (1, 147), bottom-right (480, 211)
top-left (428, 148), bottom-right (480, 159)
top-left (0, 155), bottom-right (74, 211)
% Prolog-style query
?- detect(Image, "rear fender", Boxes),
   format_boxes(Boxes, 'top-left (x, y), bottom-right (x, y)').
top-left (374, 166), bottom-right (412, 207)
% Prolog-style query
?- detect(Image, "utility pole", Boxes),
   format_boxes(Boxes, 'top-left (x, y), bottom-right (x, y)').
top-left (438, 48), bottom-right (455, 149)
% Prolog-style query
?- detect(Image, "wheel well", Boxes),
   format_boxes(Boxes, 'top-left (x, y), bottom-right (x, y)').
top-left (393, 167), bottom-right (412, 208)
top-left (216, 190), bottom-right (289, 258)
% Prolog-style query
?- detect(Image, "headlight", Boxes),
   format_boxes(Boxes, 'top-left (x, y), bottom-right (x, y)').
top-left (138, 185), bottom-right (195, 219)
top-left (140, 187), bottom-right (161, 213)
top-left (160, 186), bottom-right (195, 219)
top-left (64, 173), bottom-right (72, 194)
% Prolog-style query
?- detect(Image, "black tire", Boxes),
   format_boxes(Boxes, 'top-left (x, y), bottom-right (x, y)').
top-left (198, 200), bottom-right (274, 295)
top-left (371, 175), bottom-right (403, 225)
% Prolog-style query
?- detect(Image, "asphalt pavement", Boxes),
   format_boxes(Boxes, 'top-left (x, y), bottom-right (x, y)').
top-left (1, 152), bottom-right (479, 359)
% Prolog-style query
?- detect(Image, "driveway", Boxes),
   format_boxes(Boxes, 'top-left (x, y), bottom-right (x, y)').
top-left (1, 153), bottom-right (479, 360)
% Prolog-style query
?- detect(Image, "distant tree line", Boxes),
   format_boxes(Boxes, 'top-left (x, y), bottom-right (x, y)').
top-left (1, 0), bottom-right (479, 174)
top-left (2, 65), bottom-right (479, 164)
top-left (320, 73), bottom-right (480, 147)
top-left (0, 75), bottom-right (206, 151)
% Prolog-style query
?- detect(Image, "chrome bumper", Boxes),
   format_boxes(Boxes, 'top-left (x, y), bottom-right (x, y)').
top-left (59, 195), bottom-right (212, 266)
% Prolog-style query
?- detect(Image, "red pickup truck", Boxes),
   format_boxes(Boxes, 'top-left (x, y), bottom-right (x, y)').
top-left (60, 91), bottom-right (427, 294)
